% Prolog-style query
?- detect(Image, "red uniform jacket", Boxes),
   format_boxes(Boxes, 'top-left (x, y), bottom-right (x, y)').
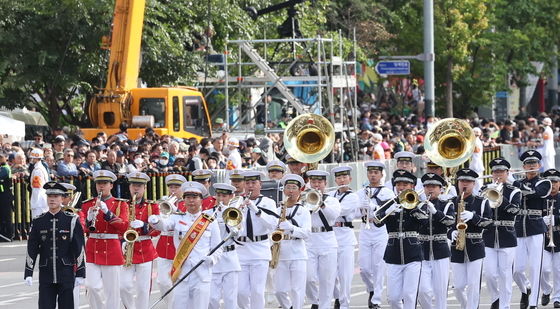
top-left (80, 196), bottom-right (129, 265)
top-left (130, 199), bottom-right (160, 264)
top-left (201, 196), bottom-right (216, 211)
top-left (156, 200), bottom-right (186, 260)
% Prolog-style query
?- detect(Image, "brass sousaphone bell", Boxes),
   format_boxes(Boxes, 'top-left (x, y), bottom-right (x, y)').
top-left (284, 114), bottom-right (335, 163)
top-left (424, 118), bottom-right (475, 168)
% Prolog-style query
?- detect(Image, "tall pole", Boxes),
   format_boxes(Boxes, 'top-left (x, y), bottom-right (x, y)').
top-left (423, 0), bottom-right (435, 118)
top-left (549, 45), bottom-right (558, 111)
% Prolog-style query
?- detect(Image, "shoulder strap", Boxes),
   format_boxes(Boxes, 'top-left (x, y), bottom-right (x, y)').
top-left (317, 209), bottom-right (333, 231)
top-left (338, 191), bottom-right (351, 203)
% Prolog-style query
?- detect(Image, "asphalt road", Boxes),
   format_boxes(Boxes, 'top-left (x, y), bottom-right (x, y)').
top-left (0, 231), bottom-right (553, 308)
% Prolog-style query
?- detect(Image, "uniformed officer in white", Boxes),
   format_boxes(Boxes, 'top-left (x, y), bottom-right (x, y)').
top-left (542, 117), bottom-right (556, 171)
top-left (329, 166), bottom-right (360, 309)
top-left (149, 181), bottom-right (222, 309)
top-left (357, 161), bottom-right (394, 309)
top-left (384, 151), bottom-right (423, 194)
top-left (208, 183), bottom-right (242, 309)
top-left (235, 171), bottom-right (277, 309)
top-left (305, 170), bottom-right (341, 309)
top-left (29, 148), bottom-right (49, 218)
top-left (273, 174), bottom-right (311, 309)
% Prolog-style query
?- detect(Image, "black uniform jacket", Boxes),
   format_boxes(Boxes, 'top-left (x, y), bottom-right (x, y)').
top-left (513, 176), bottom-right (551, 237)
top-left (419, 198), bottom-right (455, 260)
top-left (483, 183), bottom-right (521, 248)
top-left (25, 210), bottom-right (86, 284)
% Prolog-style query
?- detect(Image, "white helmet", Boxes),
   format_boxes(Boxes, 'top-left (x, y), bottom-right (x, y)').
top-left (29, 148), bottom-right (44, 159)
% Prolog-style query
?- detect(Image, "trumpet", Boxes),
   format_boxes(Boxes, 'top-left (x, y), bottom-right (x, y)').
top-left (221, 196), bottom-right (244, 227)
top-left (302, 189), bottom-right (323, 213)
top-left (159, 194), bottom-right (179, 217)
top-left (372, 189), bottom-right (423, 223)
top-left (324, 184), bottom-right (351, 192)
top-left (547, 199), bottom-right (556, 248)
top-left (481, 182), bottom-right (503, 208)
top-left (63, 191), bottom-right (82, 215)
top-left (89, 192), bottom-right (103, 232)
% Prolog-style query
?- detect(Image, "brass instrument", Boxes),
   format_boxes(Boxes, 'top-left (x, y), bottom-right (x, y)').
top-left (222, 196), bottom-right (244, 227)
top-left (548, 199), bottom-right (556, 248)
top-left (283, 113), bottom-right (335, 163)
top-left (159, 194), bottom-right (178, 217)
top-left (373, 189), bottom-right (423, 223)
top-left (455, 191), bottom-right (467, 251)
top-left (89, 192), bottom-right (103, 232)
top-left (302, 189), bottom-right (323, 213)
top-left (63, 191), bottom-right (82, 215)
top-left (481, 182), bottom-right (503, 208)
top-left (424, 118), bottom-right (475, 167)
top-left (123, 194), bottom-right (139, 267)
top-left (270, 198), bottom-right (288, 269)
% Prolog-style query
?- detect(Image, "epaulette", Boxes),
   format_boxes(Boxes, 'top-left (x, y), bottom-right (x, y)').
top-left (34, 212), bottom-right (47, 220)
top-left (82, 197), bottom-right (95, 204)
top-left (63, 211), bottom-right (78, 217)
top-left (146, 200), bottom-right (157, 204)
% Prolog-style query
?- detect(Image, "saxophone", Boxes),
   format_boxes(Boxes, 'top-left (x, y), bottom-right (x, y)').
top-left (455, 191), bottom-right (467, 251)
top-left (123, 194), bottom-right (139, 267)
top-left (270, 199), bottom-right (288, 269)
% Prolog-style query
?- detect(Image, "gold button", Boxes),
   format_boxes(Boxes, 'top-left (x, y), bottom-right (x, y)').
top-left (95, 251), bottom-right (98, 253)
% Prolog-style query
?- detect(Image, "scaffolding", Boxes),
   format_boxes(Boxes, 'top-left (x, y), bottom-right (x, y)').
top-left (197, 32), bottom-right (359, 161)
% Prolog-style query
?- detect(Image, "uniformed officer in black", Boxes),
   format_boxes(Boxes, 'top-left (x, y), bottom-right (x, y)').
top-left (539, 169), bottom-right (560, 308)
top-left (417, 173), bottom-right (455, 309)
top-left (512, 150), bottom-right (552, 309)
top-left (373, 169), bottom-right (427, 309)
top-left (449, 168), bottom-right (492, 309)
top-left (480, 158), bottom-right (521, 309)
top-left (24, 182), bottom-right (86, 309)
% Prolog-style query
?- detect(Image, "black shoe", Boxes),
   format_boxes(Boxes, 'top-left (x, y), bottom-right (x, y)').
top-left (543, 293), bottom-right (551, 306)
top-left (521, 288), bottom-right (531, 309)
top-left (490, 299), bottom-right (499, 309)
top-left (311, 305), bottom-right (318, 309)
top-left (529, 306), bottom-right (537, 309)
top-left (368, 291), bottom-right (374, 308)
top-left (554, 301), bottom-right (560, 308)
top-left (334, 299), bottom-right (340, 309)
top-left (371, 305), bottom-right (381, 309)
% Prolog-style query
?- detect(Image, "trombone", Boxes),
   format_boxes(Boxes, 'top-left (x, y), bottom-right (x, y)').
top-left (372, 189), bottom-right (423, 223)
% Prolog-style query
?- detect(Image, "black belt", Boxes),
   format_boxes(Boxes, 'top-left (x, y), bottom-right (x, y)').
top-left (223, 245), bottom-right (235, 252)
top-left (334, 222), bottom-right (354, 228)
top-left (237, 235), bottom-right (269, 242)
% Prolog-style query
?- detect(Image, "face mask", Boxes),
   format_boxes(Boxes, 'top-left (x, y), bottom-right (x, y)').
top-left (134, 158), bottom-right (143, 164)
top-left (160, 159), bottom-right (169, 166)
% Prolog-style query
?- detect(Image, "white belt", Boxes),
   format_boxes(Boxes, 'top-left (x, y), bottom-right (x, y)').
top-left (89, 233), bottom-right (119, 240)
top-left (388, 232), bottom-right (418, 239)
top-left (519, 209), bottom-right (542, 216)
top-left (135, 235), bottom-right (151, 241)
top-left (551, 226), bottom-right (560, 232)
top-left (311, 227), bottom-right (332, 233)
top-left (160, 232), bottom-right (174, 236)
top-left (418, 234), bottom-right (447, 241)
top-left (466, 233), bottom-right (483, 239)
top-left (281, 234), bottom-right (302, 240)
top-left (493, 220), bottom-right (515, 227)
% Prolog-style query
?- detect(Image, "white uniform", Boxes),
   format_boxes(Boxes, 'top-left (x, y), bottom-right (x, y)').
top-left (471, 137), bottom-right (485, 192)
top-left (306, 195), bottom-right (341, 309)
top-left (543, 125), bottom-right (556, 170)
top-left (328, 189), bottom-right (360, 309)
top-left (274, 203), bottom-right (311, 309)
top-left (209, 206), bottom-right (242, 309)
top-left (236, 195), bottom-right (277, 309)
top-left (357, 186), bottom-right (395, 307)
top-left (30, 161), bottom-right (49, 218)
top-left (384, 178), bottom-right (423, 195)
top-left (155, 211), bottom-right (222, 309)
top-left (226, 149), bottom-right (242, 170)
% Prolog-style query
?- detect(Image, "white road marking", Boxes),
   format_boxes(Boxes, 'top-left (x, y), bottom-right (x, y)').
top-left (0, 258), bottom-right (16, 262)
top-left (0, 244), bottom-right (26, 248)
top-left (0, 280), bottom-right (37, 289)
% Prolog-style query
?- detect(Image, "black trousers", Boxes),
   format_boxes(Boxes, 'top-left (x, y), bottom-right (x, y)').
top-left (38, 281), bottom-right (74, 309)
top-left (0, 192), bottom-right (13, 240)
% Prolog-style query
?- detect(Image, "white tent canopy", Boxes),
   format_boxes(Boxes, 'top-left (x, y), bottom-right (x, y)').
top-left (0, 114), bottom-right (25, 141)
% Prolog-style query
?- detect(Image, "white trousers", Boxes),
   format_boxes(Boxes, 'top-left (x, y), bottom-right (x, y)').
top-left (73, 284), bottom-right (81, 309)
top-left (514, 234), bottom-right (544, 306)
top-left (31, 207), bottom-right (45, 219)
top-left (333, 245), bottom-right (355, 309)
top-left (359, 235), bottom-right (387, 305)
top-left (237, 260), bottom-right (269, 309)
top-left (209, 271), bottom-right (239, 309)
top-left (484, 247), bottom-right (515, 309)
top-left (306, 247), bottom-right (338, 309)
top-left (85, 263), bottom-right (121, 309)
top-left (120, 261), bottom-right (153, 309)
top-left (452, 259), bottom-right (483, 309)
top-left (173, 272), bottom-right (210, 309)
top-left (418, 258), bottom-right (449, 309)
top-left (156, 258), bottom-right (174, 309)
top-left (543, 155), bottom-right (555, 171)
top-left (386, 261), bottom-right (421, 309)
top-left (541, 250), bottom-right (560, 302)
top-left (274, 259), bottom-right (307, 309)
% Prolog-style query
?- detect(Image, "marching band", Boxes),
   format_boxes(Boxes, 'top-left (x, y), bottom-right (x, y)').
top-left (23, 117), bottom-right (560, 309)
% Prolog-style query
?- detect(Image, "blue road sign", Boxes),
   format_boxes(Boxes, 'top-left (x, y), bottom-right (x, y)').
top-left (375, 60), bottom-right (411, 75)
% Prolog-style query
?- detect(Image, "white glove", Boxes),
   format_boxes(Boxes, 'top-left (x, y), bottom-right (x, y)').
top-left (451, 230), bottom-right (458, 242)
top-left (130, 220), bottom-right (144, 229)
top-left (460, 210), bottom-right (474, 222)
top-left (87, 208), bottom-right (98, 221)
top-left (543, 215), bottom-right (553, 226)
top-left (426, 201), bottom-right (437, 214)
top-left (247, 201), bottom-right (259, 213)
top-left (148, 215), bottom-right (159, 225)
top-left (99, 201), bottom-right (109, 214)
top-left (24, 276), bottom-right (33, 286)
top-left (279, 221), bottom-right (294, 232)
top-left (203, 255), bottom-right (214, 265)
top-left (75, 277), bottom-right (85, 286)
top-left (522, 183), bottom-right (535, 194)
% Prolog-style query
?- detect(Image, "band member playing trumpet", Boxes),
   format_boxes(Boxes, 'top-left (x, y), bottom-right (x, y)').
top-left (120, 172), bottom-right (160, 309)
top-left (155, 174), bottom-right (187, 308)
top-left (208, 183), bottom-right (242, 309)
top-left (449, 168), bottom-right (492, 309)
top-left (417, 173), bottom-right (455, 309)
top-left (328, 166), bottom-right (360, 309)
top-left (236, 171), bottom-right (277, 309)
top-left (513, 150), bottom-right (552, 309)
top-left (305, 170), bottom-right (341, 309)
top-left (373, 170), bottom-right (428, 309)
top-left (540, 169), bottom-right (560, 308)
top-left (79, 170), bottom-right (129, 309)
top-left (149, 181), bottom-right (222, 309)
top-left (481, 158), bottom-right (521, 309)
top-left (357, 161), bottom-right (395, 309)
top-left (273, 174), bottom-right (311, 309)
